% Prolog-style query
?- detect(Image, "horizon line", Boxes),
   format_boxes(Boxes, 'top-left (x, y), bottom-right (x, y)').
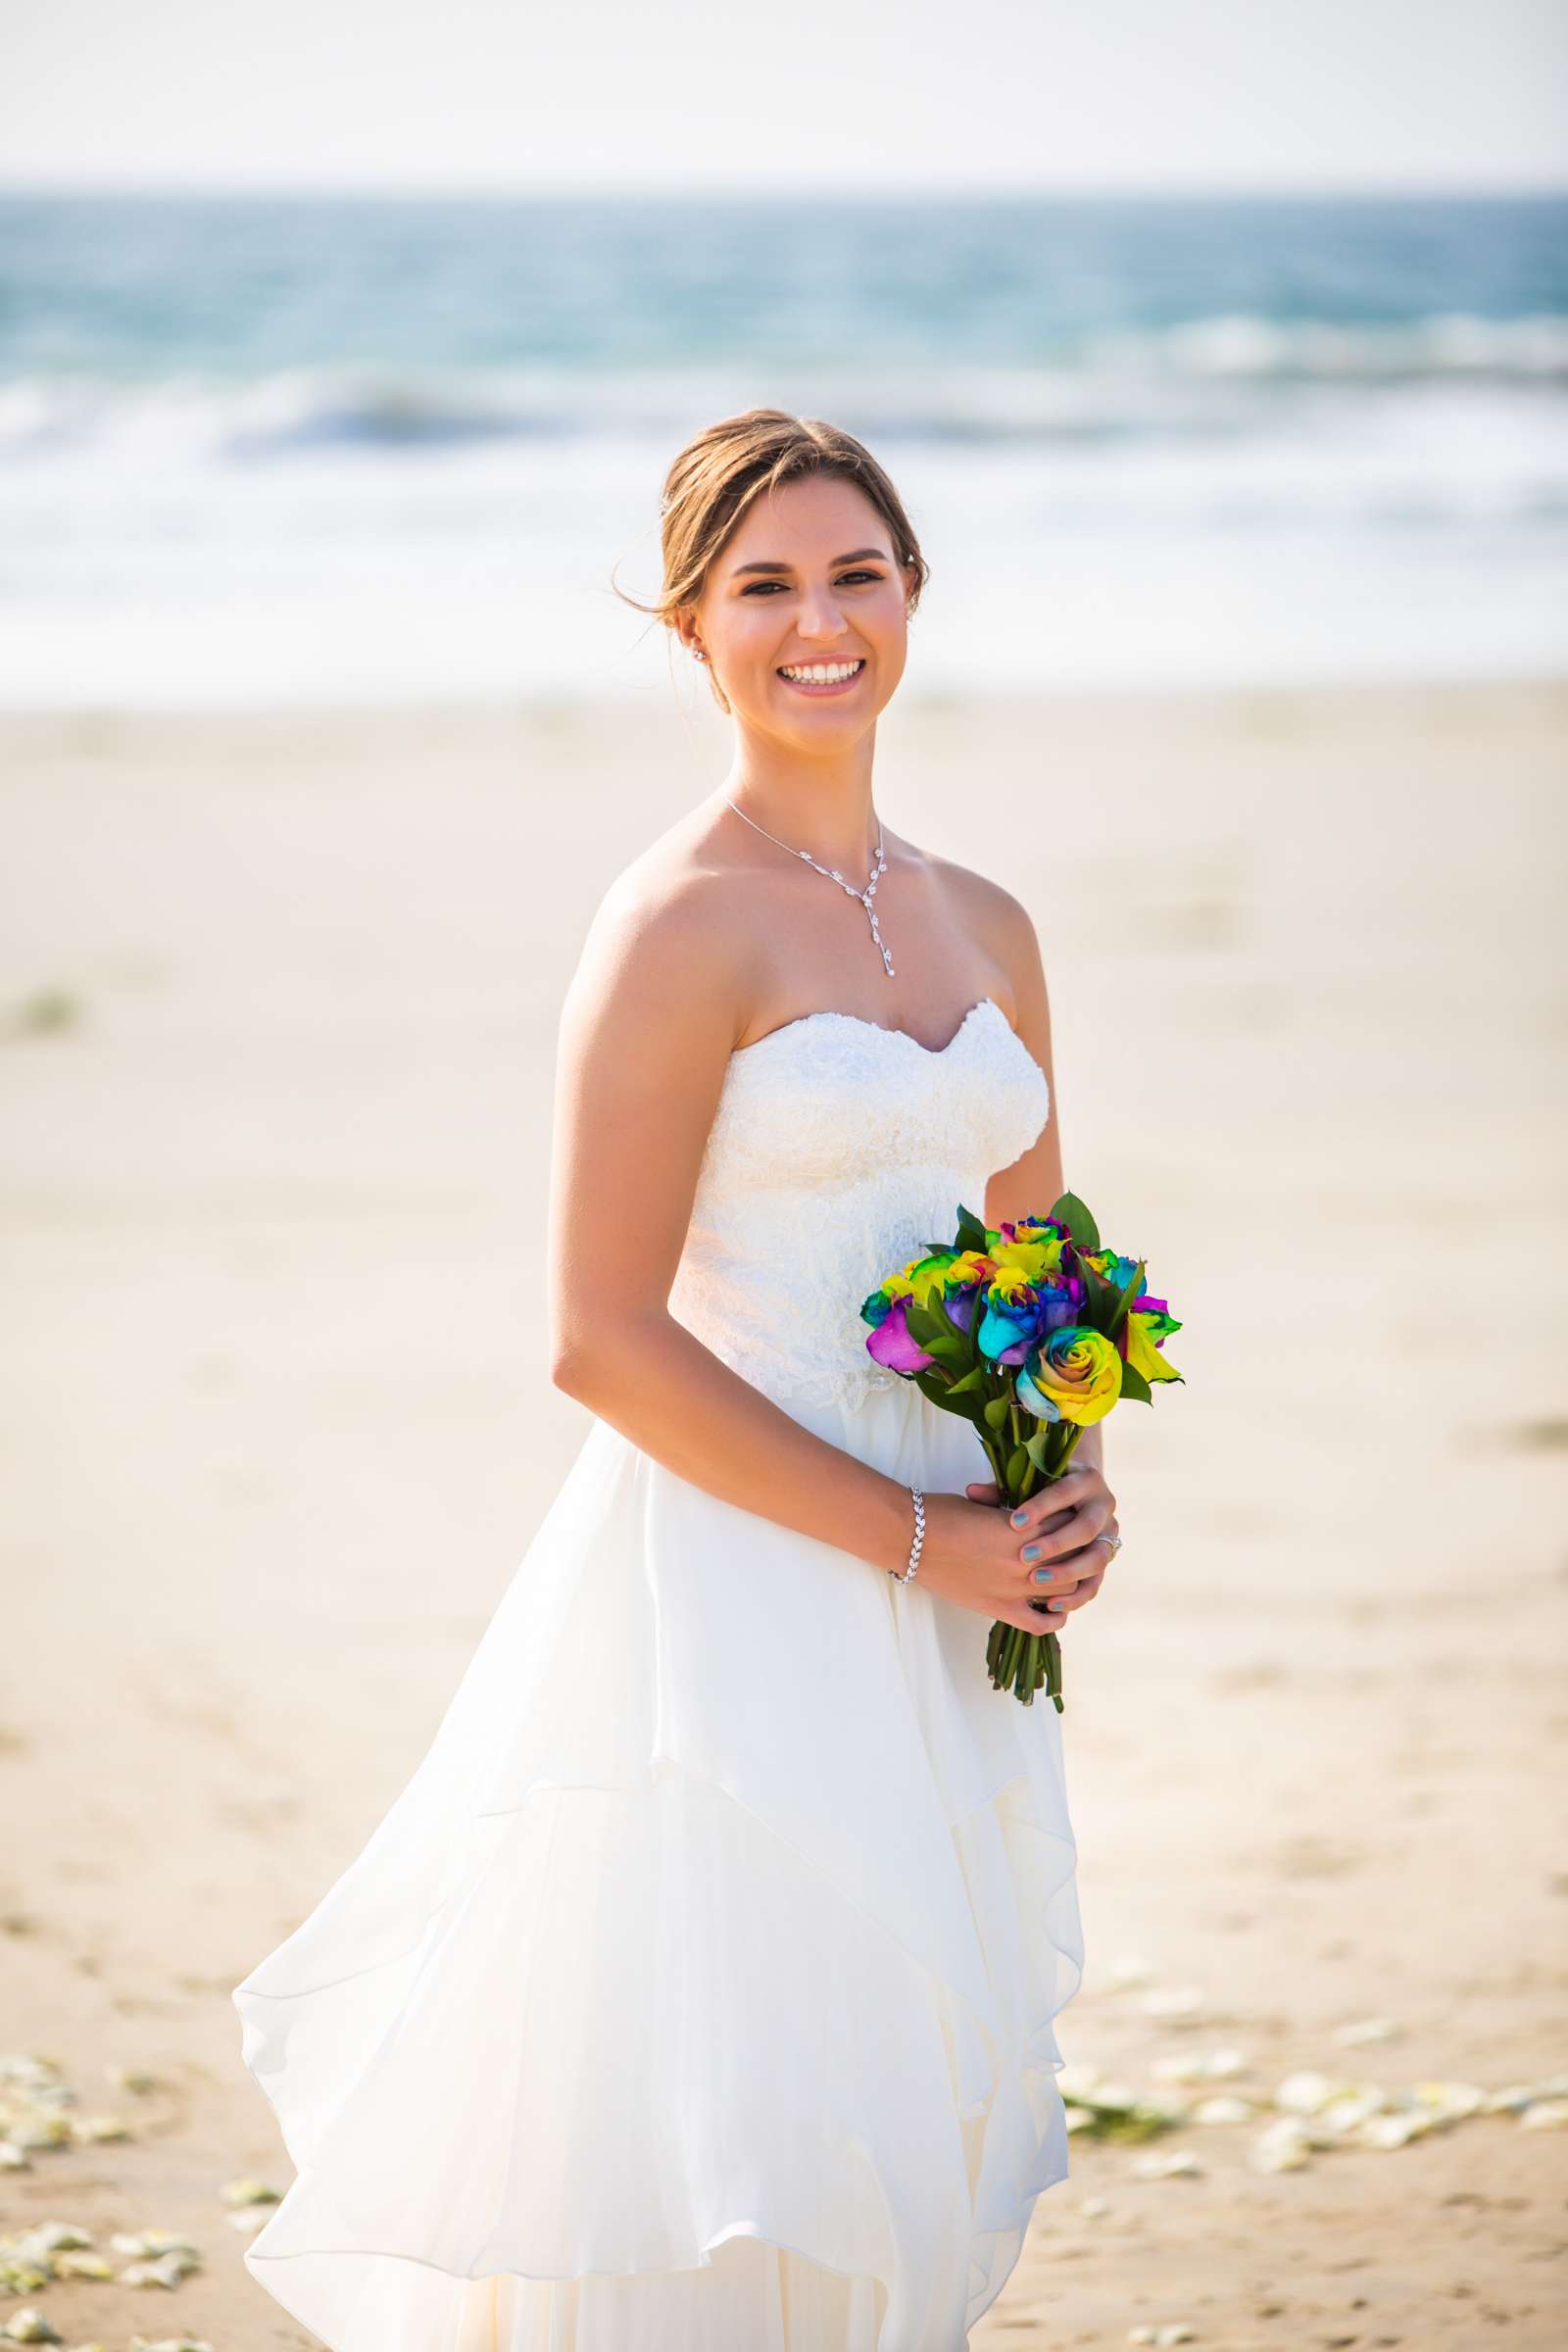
top-left (2, 175), bottom-right (1566, 206)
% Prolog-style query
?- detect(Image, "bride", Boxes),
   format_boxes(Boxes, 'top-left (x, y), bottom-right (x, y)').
top-left (234, 407), bottom-right (1122, 2351)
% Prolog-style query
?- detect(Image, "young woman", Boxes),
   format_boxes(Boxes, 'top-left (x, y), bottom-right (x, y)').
top-left (235, 408), bottom-right (1121, 2352)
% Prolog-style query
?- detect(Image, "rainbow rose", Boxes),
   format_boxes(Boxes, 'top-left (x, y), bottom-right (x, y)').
top-left (861, 1246), bottom-right (996, 1372)
top-left (1014, 1324), bottom-right (1122, 1425)
top-left (1123, 1294), bottom-right (1182, 1385)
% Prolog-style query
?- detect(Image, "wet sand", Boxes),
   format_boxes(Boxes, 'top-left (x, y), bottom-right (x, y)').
top-left (3, 679), bottom-right (1565, 2347)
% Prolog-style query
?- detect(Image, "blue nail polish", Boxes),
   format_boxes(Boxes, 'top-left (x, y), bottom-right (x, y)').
top-left (1021, 1543), bottom-right (1041, 1560)
top-left (1031, 1566), bottom-right (1054, 1584)
top-left (1010, 1509), bottom-right (1028, 1527)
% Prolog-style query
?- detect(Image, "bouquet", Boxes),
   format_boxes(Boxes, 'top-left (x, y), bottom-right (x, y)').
top-left (859, 1193), bottom-right (1182, 1710)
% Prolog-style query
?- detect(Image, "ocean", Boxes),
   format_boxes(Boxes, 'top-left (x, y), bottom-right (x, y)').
top-left (1, 189), bottom-right (1563, 706)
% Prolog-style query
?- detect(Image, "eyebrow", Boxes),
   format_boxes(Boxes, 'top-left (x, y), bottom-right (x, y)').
top-left (731, 547), bottom-right (891, 576)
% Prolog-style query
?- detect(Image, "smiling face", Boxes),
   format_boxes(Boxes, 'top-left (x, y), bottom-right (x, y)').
top-left (679, 471), bottom-right (916, 745)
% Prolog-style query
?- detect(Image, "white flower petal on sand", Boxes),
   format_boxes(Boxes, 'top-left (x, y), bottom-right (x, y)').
top-left (1274, 2070), bottom-right (1348, 2115)
top-left (67, 2114), bottom-right (130, 2144)
top-left (225, 2207), bottom-right (271, 2234)
top-left (0, 2142), bottom-right (29, 2169)
top-left (53, 2251), bottom-right (115, 2280)
top-left (6, 2114), bottom-right (71, 2149)
top-left (119, 2249), bottom-right (202, 2289)
top-left (1520, 2098), bottom-right (1568, 2131)
top-left (1053, 2070), bottom-right (1142, 2107)
top-left (1316, 2087), bottom-right (1389, 2134)
top-left (1252, 2116), bottom-right (1315, 2172)
top-left (1074, 2081), bottom-right (1141, 2112)
top-left (1152, 2045), bottom-right (1248, 2083)
top-left (1414, 2080), bottom-right (1487, 2121)
top-left (1483, 2082), bottom-right (1541, 2113)
top-left (0, 2056), bottom-right (68, 2093)
top-left (1140, 1984), bottom-right (1206, 2022)
top-left (1356, 2110), bottom-right (1434, 2149)
top-left (17, 2225), bottom-right (94, 2256)
top-left (1332, 2015), bottom-right (1401, 2046)
top-left (219, 2173), bottom-right (280, 2205)
top-left (0, 2313), bottom-right (61, 2345)
top-left (1129, 2147), bottom-right (1201, 2179)
top-left (1193, 2094), bottom-right (1256, 2125)
top-left (1079, 2195), bottom-right (1112, 2219)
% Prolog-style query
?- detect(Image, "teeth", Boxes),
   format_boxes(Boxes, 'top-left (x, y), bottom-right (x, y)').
top-left (780, 661), bottom-right (863, 684)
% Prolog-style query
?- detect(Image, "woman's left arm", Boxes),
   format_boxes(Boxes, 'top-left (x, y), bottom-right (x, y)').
top-left (965, 874), bottom-right (1120, 1620)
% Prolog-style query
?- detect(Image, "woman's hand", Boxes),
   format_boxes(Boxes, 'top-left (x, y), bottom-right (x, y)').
top-left (916, 1462), bottom-right (1119, 1634)
top-left (976, 1462), bottom-right (1120, 1626)
top-left (916, 1461), bottom-right (1120, 1636)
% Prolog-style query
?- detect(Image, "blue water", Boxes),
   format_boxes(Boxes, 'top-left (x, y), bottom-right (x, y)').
top-left (2, 191), bottom-right (1564, 704)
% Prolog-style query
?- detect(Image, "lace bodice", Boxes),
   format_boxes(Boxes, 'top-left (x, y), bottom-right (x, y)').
top-left (667, 995), bottom-right (1051, 1414)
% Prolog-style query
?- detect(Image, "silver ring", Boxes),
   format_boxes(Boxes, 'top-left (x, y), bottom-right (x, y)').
top-left (1098, 1531), bottom-right (1123, 1552)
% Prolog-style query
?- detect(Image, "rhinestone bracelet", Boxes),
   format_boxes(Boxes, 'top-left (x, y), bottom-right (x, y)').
top-left (892, 1483), bottom-right (925, 1584)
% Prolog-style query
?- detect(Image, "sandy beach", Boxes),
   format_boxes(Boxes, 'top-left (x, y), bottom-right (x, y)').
top-left (3, 677), bottom-right (1565, 2349)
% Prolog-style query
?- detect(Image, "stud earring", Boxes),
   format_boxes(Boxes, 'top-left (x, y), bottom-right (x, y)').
top-left (691, 647), bottom-right (708, 662)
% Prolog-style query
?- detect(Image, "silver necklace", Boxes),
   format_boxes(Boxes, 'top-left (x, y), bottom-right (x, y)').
top-left (723, 798), bottom-right (894, 978)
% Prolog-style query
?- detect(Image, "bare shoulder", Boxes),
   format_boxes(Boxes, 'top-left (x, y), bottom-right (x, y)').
top-left (562, 813), bottom-right (751, 1060)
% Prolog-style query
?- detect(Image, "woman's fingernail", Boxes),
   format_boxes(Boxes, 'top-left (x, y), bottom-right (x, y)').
top-left (1031, 1566), bottom-right (1054, 1584)
top-left (1021, 1543), bottom-right (1041, 1560)
top-left (1010, 1508), bottom-right (1029, 1527)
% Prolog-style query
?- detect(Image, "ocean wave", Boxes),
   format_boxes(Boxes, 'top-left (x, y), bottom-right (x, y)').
top-left (2, 317), bottom-right (1566, 465)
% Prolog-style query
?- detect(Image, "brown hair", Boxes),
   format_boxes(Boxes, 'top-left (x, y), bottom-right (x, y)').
top-left (612, 407), bottom-right (930, 712)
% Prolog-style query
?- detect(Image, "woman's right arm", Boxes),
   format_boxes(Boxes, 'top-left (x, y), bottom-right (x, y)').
top-left (544, 873), bottom-right (1064, 1636)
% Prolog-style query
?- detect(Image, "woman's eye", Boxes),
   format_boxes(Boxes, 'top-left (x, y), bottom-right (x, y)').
top-left (741, 571), bottom-right (882, 596)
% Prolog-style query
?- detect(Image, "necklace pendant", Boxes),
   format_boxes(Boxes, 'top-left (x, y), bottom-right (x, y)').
top-left (723, 795), bottom-right (895, 985)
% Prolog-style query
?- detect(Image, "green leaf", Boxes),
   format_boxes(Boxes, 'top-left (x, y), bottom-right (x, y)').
top-left (1051, 1190), bottom-right (1100, 1254)
top-left (1076, 1256), bottom-right (1116, 1331)
top-left (1004, 1444), bottom-right (1029, 1490)
top-left (945, 1367), bottom-right (987, 1396)
top-left (983, 1396), bottom-right (1011, 1431)
top-left (913, 1369), bottom-right (981, 1420)
top-left (955, 1202), bottom-right (990, 1254)
top-left (922, 1334), bottom-right (967, 1365)
top-left (1023, 1430), bottom-right (1053, 1470)
top-left (1105, 1256), bottom-right (1146, 1343)
top-left (903, 1304), bottom-right (944, 1345)
top-left (1117, 1361), bottom-right (1152, 1403)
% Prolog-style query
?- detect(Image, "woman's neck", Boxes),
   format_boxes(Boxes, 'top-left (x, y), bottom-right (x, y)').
top-left (718, 751), bottom-right (883, 876)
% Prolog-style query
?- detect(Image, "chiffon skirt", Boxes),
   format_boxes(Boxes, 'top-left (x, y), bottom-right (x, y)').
top-left (232, 1375), bottom-right (1085, 2350)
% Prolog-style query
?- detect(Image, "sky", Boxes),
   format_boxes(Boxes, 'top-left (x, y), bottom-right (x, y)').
top-left (2, 0), bottom-right (1565, 195)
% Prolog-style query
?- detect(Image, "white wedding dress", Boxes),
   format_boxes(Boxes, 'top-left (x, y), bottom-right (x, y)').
top-left (233, 993), bottom-right (1085, 2352)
